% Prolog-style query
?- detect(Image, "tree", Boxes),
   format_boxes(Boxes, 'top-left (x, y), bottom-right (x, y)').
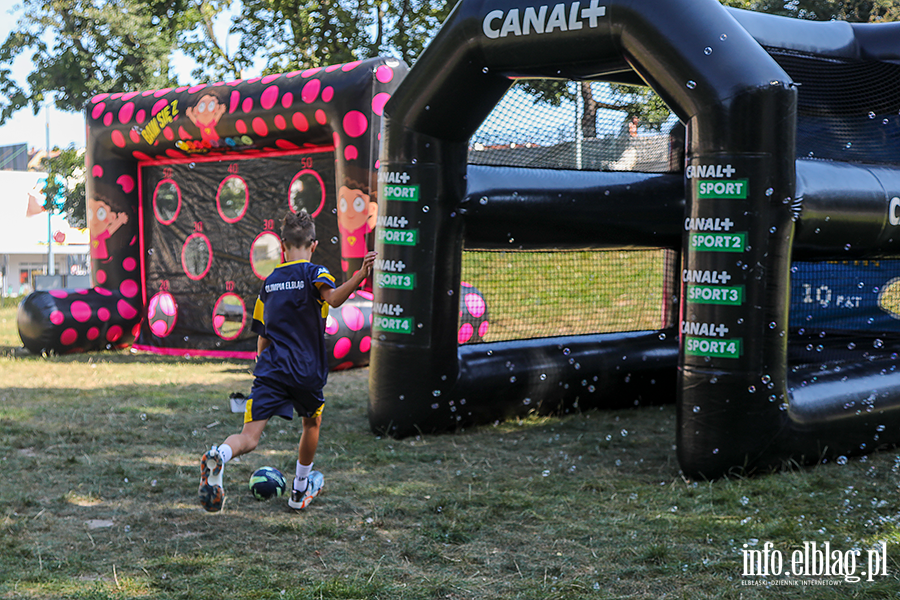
top-left (0, 0), bottom-right (458, 226)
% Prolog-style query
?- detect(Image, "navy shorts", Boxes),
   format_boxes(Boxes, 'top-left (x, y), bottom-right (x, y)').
top-left (245, 376), bottom-right (325, 423)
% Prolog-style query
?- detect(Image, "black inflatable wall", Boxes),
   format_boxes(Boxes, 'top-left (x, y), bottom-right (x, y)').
top-left (368, 0), bottom-right (900, 478)
top-left (18, 57), bottom-right (406, 364)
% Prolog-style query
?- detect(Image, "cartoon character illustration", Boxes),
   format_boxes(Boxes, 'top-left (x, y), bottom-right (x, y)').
top-left (186, 89), bottom-right (227, 143)
top-left (88, 194), bottom-right (129, 261)
top-left (337, 180), bottom-right (378, 277)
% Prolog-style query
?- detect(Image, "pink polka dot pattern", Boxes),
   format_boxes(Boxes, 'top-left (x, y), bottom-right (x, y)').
top-left (342, 305), bottom-right (365, 331)
top-left (261, 85), bottom-right (279, 110)
top-left (376, 65), bottom-right (394, 83)
top-left (343, 111), bottom-right (368, 137)
top-left (372, 92), bottom-right (390, 116)
top-left (333, 337), bottom-right (352, 359)
top-left (71, 301), bottom-right (92, 322)
top-left (117, 174), bottom-right (135, 194)
top-left (459, 284), bottom-right (490, 344)
top-left (315, 109), bottom-right (327, 125)
top-left (302, 79), bottom-right (321, 103)
top-left (92, 165), bottom-right (104, 178)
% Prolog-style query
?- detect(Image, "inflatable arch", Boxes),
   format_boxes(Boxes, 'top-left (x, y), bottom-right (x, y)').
top-left (17, 57), bottom-right (405, 367)
top-left (368, 0), bottom-right (900, 478)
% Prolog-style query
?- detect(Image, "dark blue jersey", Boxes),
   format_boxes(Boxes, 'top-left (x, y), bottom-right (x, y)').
top-left (251, 260), bottom-right (336, 391)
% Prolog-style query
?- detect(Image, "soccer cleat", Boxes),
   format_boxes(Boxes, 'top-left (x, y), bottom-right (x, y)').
top-left (199, 446), bottom-right (226, 512)
top-left (288, 470), bottom-right (324, 511)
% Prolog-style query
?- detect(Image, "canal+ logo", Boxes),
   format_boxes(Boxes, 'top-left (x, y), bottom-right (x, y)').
top-left (483, 1), bottom-right (607, 39)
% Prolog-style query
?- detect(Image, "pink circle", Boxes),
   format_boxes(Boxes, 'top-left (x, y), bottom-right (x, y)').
top-left (458, 323), bottom-right (474, 344)
top-left (322, 87), bottom-right (334, 102)
top-left (91, 103), bottom-right (106, 120)
top-left (71, 301), bottom-right (92, 322)
top-left (372, 92), bottom-right (390, 116)
top-left (344, 145), bottom-right (358, 160)
top-left (292, 113), bottom-right (309, 131)
top-left (118, 103), bottom-right (135, 124)
top-left (357, 290), bottom-right (373, 301)
top-left (229, 90), bottom-right (241, 113)
top-left (135, 109), bottom-right (146, 124)
top-left (465, 293), bottom-right (486, 318)
top-left (261, 74), bottom-right (280, 84)
top-left (60, 328), bottom-right (78, 346)
top-left (252, 117), bottom-right (268, 137)
top-left (281, 92), bottom-right (293, 108)
top-left (87, 327), bottom-right (100, 341)
top-left (150, 320), bottom-right (169, 336)
top-left (132, 151), bottom-right (151, 161)
top-left (95, 287), bottom-right (112, 296)
top-left (49, 289), bottom-right (68, 299)
top-left (342, 305), bottom-right (365, 331)
top-left (261, 85), bottom-right (279, 110)
top-left (242, 97), bottom-right (253, 113)
top-left (92, 165), bottom-right (103, 178)
top-left (315, 109), bottom-right (327, 125)
top-left (107, 325), bottom-right (123, 343)
top-left (163, 127), bottom-right (174, 141)
top-left (478, 321), bottom-right (490, 338)
top-left (301, 79), bottom-right (321, 103)
top-left (333, 337), bottom-right (352, 359)
top-left (122, 91), bottom-right (139, 101)
top-left (178, 126), bottom-right (191, 139)
top-left (120, 279), bottom-right (139, 298)
top-left (341, 61), bottom-right (361, 71)
top-left (91, 94), bottom-right (109, 104)
top-left (129, 130), bottom-right (141, 144)
top-left (103, 112), bottom-right (113, 127)
top-left (153, 87), bottom-right (172, 98)
top-left (343, 111), bottom-right (368, 138)
top-left (301, 67), bottom-right (321, 78)
top-left (276, 140), bottom-right (299, 150)
top-left (98, 307), bottom-right (111, 322)
top-left (49, 310), bottom-right (64, 325)
top-left (359, 336), bottom-right (371, 353)
top-left (123, 257), bottom-right (137, 271)
top-left (274, 114), bottom-right (286, 130)
top-left (236, 119), bottom-right (247, 134)
top-left (151, 99), bottom-right (168, 116)
top-left (118, 299), bottom-right (138, 320)
top-left (213, 314), bottom-right (225, 329)
top-left (96, 269), bottom-right (107, 284)
top-left (376, 65), bottom-right (394, 83)
top-left (111, 130), bottom-right (126, 148)
top-left (117, 174), bottom-right (135, 194)
top-left (325, 315), bottom-right (340, 335)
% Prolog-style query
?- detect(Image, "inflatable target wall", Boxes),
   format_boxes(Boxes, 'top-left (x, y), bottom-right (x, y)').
top-left (17, 57), bottom-right (405, 366)
top-left (368, 0), bottom-right (900, 478)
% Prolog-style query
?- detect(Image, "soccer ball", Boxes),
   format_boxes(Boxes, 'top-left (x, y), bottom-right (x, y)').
top-left (248, 466), bottom-right (287, 500)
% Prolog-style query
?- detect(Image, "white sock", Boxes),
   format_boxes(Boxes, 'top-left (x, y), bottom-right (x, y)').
top-left (294, 461), bottom-right (312, 492)
top-left (218, 443), bottom-right (234, 464)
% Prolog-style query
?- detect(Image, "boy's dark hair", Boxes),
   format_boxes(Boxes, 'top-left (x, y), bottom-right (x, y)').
top-left (281, 210), bottom-right (316, 249)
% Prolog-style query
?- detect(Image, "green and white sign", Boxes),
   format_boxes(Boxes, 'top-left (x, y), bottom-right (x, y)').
top-left (685, 336), bottom-right (742, 359)
top-left (377, 228), bottom-right (419, 246)
top-left (383, 184), bottom-right (420, 202)
top-left (698, 179), bottom-right (749, 199)
top-left (375, 272), bottom-right (416, 290)
top-left (690, 232), bottom-right (747, 252)
top-left (686, 285), bottom-right (744, 305)
top-left (373, 315), bottom-right (414, 334)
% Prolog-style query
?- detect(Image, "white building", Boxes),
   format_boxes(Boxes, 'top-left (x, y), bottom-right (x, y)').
top-left (0, 171), bottom-right (90, 296)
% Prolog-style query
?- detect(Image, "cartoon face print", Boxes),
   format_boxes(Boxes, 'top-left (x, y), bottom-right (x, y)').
top-left (87, 197), bottom-right (129, 260)
top-left (186, 92), bottom-right (227, 141)
top-left (337, 185), bottom-right (377, 233)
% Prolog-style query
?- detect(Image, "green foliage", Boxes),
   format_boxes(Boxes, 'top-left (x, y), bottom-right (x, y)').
top-left (42, 146), bottom-right (88, 229)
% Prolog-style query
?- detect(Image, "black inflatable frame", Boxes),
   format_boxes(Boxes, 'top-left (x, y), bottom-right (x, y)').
top-left (368, 0), bottom-right (900, 478)
top-left (17, 57), bottom-right (405, 365)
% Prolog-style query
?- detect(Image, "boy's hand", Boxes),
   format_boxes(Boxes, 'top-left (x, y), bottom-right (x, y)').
top-left (360, 251), bottom-right (377, 277)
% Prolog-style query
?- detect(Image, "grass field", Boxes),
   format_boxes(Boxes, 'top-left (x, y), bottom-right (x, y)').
top-left (3, 303), bottom-right (900, 598)
top-left (461, 249), bottom-right (674, 342)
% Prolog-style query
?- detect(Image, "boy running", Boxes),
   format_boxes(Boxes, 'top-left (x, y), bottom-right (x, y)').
top-left (199, 210), bottom-right (376, 512)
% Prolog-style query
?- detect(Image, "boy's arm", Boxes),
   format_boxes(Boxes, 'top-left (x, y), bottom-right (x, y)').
top-left (319, 251), bottom-right (377, 308)
top-left (257, 335), bottom-right (271, 356)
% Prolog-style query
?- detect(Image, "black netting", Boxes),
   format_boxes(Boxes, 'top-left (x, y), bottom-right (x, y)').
top-left (770, 49), bottom-right (900, 165)
top-left (468, 81), bottom-right (681, 172)
top-left (459, 248), bottom-right (677, 343)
